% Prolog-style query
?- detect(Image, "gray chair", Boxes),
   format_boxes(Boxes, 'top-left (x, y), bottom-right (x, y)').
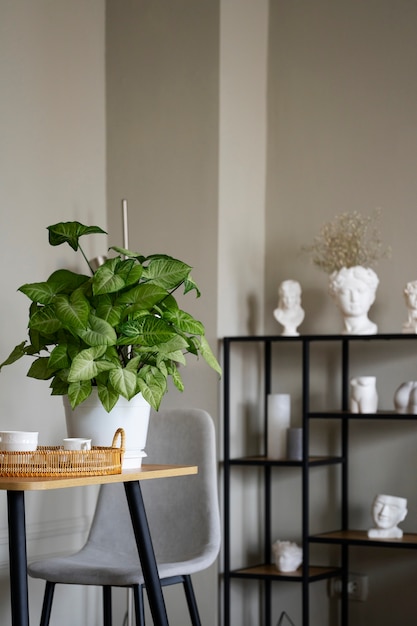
top-left (28, 408), bottom-right (221, 626)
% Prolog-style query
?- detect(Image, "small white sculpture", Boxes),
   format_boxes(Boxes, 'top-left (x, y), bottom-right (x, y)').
top-left (328, 266), bottom-right (379, 335)
top-left (349, 376), bottom-right (378, 413)
top-left (272, 540), bottom-right (303, 572)
top-left (273, 280), bottom-right (305, 337)
top-left (402, 281), bottom-right (417, 334)
top-left (368, 494), bottom-right (408, 539)
top-left (393, 381), bottom-right (417, 413)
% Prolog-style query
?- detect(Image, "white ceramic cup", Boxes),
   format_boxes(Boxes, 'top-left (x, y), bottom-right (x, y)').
top-left (63, 438), bottom-right (92, 451)
top-left (0, 430), bottom-right (39, 452)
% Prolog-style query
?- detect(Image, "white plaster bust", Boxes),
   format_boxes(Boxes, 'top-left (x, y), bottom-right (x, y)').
top-left (328, 266), bottom-right (379, 335)
top-left (272, 540), bottom-right (303, 572)
top-left (368, 494), bottom-right (408, 539)
top-left (273, 280), bottom-right (305, 337)
top-left (402, 280), bottom-right (417, 334)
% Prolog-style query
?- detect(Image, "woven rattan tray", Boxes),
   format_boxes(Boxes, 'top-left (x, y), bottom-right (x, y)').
top-left (0, 428), bottom-right (125, 477)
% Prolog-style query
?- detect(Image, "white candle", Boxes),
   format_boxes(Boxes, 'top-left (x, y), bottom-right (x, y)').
top-left (267, 394), bottom-right (291, 459)
top-left (122, 198), bottom-right (129, 250)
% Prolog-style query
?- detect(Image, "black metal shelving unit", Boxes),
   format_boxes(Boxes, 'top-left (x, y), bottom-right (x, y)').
top-left (222, 333), bottom-right (417, 626)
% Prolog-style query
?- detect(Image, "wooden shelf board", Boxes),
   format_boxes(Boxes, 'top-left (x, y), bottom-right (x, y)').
top-left (311, 529), bottom-right (417, 548)
top-left (230, 563), bottom-right (339, 582)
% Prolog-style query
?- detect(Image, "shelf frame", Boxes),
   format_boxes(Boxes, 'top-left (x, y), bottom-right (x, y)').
top-left (222, 333), bottom-right (417, 626)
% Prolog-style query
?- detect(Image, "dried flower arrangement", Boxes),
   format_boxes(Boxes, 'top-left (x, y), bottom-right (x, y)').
top-left (303, 208), bottom-right (391, 274)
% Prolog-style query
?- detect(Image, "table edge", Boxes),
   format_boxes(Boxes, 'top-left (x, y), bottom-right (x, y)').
top-left (0, 464), bottom-right (198, 491)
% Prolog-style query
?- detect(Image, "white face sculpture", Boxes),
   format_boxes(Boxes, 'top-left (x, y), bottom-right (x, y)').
top-left (279, 281), bottom-right (301, 310)
top-left (335, 277), bottom-right (374, 317)
top-left (372, 494), bottom-right (407, 530)
top-left (405, 284), bottom-right (417, 311)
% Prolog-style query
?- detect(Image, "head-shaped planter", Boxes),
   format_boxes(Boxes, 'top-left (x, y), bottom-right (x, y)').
top-left (367, 494), bottom-right (408, 539)
top-left (272, 540), bottom-right (303, 572)
top-left (328, 266), bottom-right (379, 335)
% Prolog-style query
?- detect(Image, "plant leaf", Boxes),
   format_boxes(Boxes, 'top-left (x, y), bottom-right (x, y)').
top-left (94, 296), bottom-right (123, 326)
top-left (137, 365), bottom-right (167, 410)
top-left (27, 357), bottom-right (54, 380)
top-left (47, 269), bottom-right (90, 294)
top-left (0, 342), bottom-right (27, 370)
top-left (97, 383), bottom-right (120, 412)
top-left (117, 316), bottom-right (177, 346)
top-left (68, 346), bottom-right (115, 382)
top-left (48, 345), bottom-right (70, 371)
top-left (29, 305), bottom-right (63, 335)
top-left (170, 365), bottom-right (184, 392)
top-left (77, 315), bottom-right (117, 347)
top-left (198, 335), bottom-right (222, 376)
top-left (116, 283), bottom-right (169, 310)
top-left (19, 282), bottom-right (59, 305)
top-left (47, 221), bottom-right (106, 251)
top-left (109, 246), bottom-right (146, 262)
top-left (54, 291), bottom-right (90, 331)
top-left (67, 380), bottom-right (93, 408)
top-left (109, 368), bottom-right (138, 399)
top-left (92, 258), bottom-right (127, 295)
top-left (183, 275), bottom-right (201, 297)
top-left (142, 257), bottom-right (192, 291)
top-left (161, 308), bottom-right (205, 335)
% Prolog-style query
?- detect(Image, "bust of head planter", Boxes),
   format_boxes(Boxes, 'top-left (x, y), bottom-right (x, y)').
top-left (303, 209), bottom-right (391, 335)
top-left (368, 494), bottom-right (408, 539)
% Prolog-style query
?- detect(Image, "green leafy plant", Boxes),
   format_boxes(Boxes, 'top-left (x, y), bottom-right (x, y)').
top-left (0, 221), bottom-right (221, 412)
top-left (303, 208), bottom-right (391, 274)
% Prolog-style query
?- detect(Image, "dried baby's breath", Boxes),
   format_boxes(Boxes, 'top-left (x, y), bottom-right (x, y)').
top-left (303, 208), bottom-right (391, 274)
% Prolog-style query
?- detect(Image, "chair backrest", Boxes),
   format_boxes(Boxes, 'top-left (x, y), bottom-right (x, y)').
top-left (87, 408), bottom-right (221, 572)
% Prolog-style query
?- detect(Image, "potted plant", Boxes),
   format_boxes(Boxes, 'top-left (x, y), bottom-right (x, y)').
top-left (0, 221), bottom-right (221, 464)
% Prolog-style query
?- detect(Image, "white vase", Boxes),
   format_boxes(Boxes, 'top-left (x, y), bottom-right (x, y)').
top-left (393, 381), bottom-right (417, 413)
top-left (63, 390), bottom-right (151, 469)
top-left (349, 376), bottom-right (378, 413)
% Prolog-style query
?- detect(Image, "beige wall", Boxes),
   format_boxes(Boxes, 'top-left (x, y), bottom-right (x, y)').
top-left (0, 1), bottom-right (106, 624)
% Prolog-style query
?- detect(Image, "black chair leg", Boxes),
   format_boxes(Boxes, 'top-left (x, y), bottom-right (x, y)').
top-left (103, 585), bottom-right (112, 626)
top-left (183, 575), bottom-right (201, 626)
top-left (133, 585), bottom-right (146, 626)
top-left (40, 581), bottom-right (56, 626)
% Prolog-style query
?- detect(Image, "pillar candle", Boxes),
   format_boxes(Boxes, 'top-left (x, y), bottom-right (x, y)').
top-left (287, 427), bottom-right (303, 460)
top-left (267, 394), bottom-right (291, 459)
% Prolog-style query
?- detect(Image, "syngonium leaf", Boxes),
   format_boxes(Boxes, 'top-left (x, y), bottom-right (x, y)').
top-left (54, 290), bottom-right (90, 331)
top-left (109, 368), bottom-right (138, 399)
top-left (142, 257), bottom-right (192, 291)
top-left (47, 221), bottom-right (106, 251)
top-left (68, 346), bottom-right (116, 382)
top-left (19, 271), bottom-right (90, 305)
top-left (160, 308), bottom-right (205, 335)
top-left (117, 316), bottom-right (177, 346)
top-left (77, 315), bottom-right (117, 347)
top-left (28, 304), bottom-right (63, 335)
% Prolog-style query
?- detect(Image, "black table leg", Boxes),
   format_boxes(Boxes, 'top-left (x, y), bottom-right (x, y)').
top-left (124, 481), bottom-right (169, 626)
top-left (7, 491), bottom-right (29, 626)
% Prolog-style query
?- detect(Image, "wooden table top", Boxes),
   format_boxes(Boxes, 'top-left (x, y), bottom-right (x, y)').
top-left (0, 464), bottom-right (198, 491)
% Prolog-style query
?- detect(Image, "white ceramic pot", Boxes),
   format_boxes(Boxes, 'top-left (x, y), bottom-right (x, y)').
top-left (328, 266), bottom-right (379, 335)
top-left (63, 390), bottom-right (151, 469)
